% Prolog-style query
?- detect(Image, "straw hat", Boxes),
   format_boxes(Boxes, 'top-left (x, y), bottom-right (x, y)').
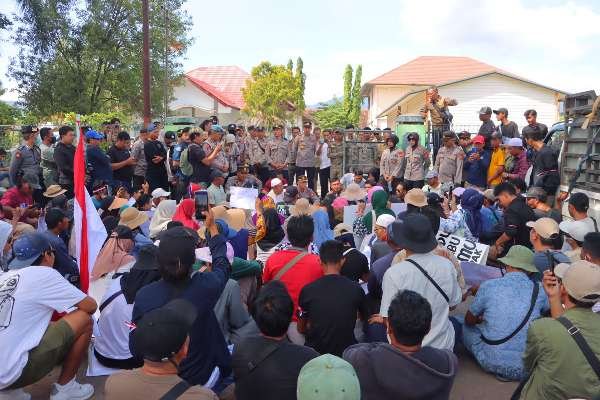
top-left (225, 208), bottom-right (247, 231)
top-left (118, 207), bottom-right (149, 230)
top-left (333, 223), bottom-right (353, 238)
top-left (43, 185), bottom-right (66, 198)
top-left (404, 188), bottom-right (427, 208)
top-left (340, 183), bottom-right (366, 202)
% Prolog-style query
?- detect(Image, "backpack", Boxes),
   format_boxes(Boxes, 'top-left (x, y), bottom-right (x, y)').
top-left (179, 146), bottom-right (193, 177)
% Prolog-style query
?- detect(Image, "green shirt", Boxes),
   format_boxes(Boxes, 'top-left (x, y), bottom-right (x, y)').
top-left (521, 307), bottom-right (600, 400)
top-left (207, 183), bottom-right (227, 206)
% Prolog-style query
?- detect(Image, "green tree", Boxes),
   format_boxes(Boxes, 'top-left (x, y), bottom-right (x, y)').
top-left (349, 65), bottom-right (362, 125)
top-left (343, 65), bottom-right (353, 118)
top-left (242, 61), bottom-right (302, 126)
top-left (0, 101), bottom-right (20, 125)
top-left (294, 57), bottom-right (306, 117)
top-left (313, 98), bottom-right (347, 130)
top-left (9, 0), bottom-right (191, 119)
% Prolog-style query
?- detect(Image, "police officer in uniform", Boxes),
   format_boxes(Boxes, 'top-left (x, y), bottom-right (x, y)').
top-left (292, 121), bottom-right (318, 191)
top-left (328, 129), bottom-right (344, 181)
top-left (10, 125), bottom-right (42, 203)
top-left (248, 126), bottom-right (270, 183)
top-left (267, 124), bottom-right (289, 181)
top-left (403, 132), bottom-right (431, 190)
top-left (434, 131), bottom-right (464, 185)
top-left (357, 128), bottom-right (376, 172)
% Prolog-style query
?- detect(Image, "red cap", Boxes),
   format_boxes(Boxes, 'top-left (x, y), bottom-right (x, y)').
top-left (472, 135), bottom-right (486, 145)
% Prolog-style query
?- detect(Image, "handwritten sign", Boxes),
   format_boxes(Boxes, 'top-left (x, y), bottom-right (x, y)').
top-left (436, 231), bottom-right (489, 265)
top-left (230, 187), bottom-right (259, 209)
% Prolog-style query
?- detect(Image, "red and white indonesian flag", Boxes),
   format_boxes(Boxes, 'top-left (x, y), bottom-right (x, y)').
top-left (73, 117), bottom-right (107, 293)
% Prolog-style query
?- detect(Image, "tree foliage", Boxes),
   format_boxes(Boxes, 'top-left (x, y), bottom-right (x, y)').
top-left (343, 65), bottom-right (353, 119)
top-left (294, 57), bottom-right (306, 117)
top-left (313, 98), bottom-right (347, 130)
top-left (243, 60), bottom-right (304, 126)
top-left (0, 102), bottom-right (20, 125)
top-left (349, 65), bottom-right (362, 125)
top-left (9, 0), bottom-right (191, 119)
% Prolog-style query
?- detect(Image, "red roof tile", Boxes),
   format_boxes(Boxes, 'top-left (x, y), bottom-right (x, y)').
top-left (367, 56), bottom-right (499, 86)
top-left (185, 66), bottom-right (250, 109)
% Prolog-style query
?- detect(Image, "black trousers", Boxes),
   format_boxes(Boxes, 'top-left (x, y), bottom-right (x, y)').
top-left (270, 168), bottom-right (289, 182)
top-left (256, 165), bottom-right (271, 185)
top-left (295, 166), bottom-right (316, 191)
top-left (431, 125), bottom-right (449, 163)
top-left (405, 179), bottom-right (424, 190)
top-left (133, 175), bottom-right (146, 191)
top-left (319, 167), bottom-right (330, 199)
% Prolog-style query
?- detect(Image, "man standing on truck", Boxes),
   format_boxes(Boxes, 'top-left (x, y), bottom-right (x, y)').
top-left (523, 109), bottom-right (548, 136)
top-left (523, 124), bottom-right (560, 206)
top-left (419, 86), bottom-right (457, 161)
top-left (493, 107), bottom-right (519, 140)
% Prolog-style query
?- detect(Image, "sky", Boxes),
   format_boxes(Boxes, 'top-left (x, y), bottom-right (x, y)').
top-left (1, 0), bottom-right (600, 105)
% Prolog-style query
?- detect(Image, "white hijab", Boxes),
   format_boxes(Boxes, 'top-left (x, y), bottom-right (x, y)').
top-left (148, 200), bottom-right (177, 238)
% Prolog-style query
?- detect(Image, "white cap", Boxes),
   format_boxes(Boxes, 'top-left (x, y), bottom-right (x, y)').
top-left (375, 214), bottom-right (396, 228)
top-left (151, 188), bottom-right (171, 199)
top-left (453, 187), bottom-right (466, 198)
top-left (559, 219), bottom-right (593, 242)
top-left (271, 178), bottom-right (283, 187)
top-left (507, 138), bottom-right (524, 148)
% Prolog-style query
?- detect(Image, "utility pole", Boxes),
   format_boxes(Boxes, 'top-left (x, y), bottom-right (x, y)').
top-left (142, 0), bottom-right (151, 125)
top-left (163, 2), bottom-right (169, 121)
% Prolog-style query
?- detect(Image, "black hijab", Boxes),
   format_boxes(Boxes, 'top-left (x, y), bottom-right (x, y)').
top-left (257, 208), bottom-right (285, 251)
top-left (120, 245), bottom-right (161, 304)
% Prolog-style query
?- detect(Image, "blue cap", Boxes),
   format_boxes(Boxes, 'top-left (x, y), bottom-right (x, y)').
top-left (216, 219), bottom-right (238, 239)
top-left (85, 130), bottom-right (104, 140)
top-left (147, 123), bottom-right (156, 131)
top-left (211, 124), bottom-right (225, 134)
top-left (9, 232), bottom-right (53, 270)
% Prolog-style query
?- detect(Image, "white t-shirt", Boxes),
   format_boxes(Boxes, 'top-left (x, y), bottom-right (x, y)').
top-left (380, 252), bottom-right (462, 351)
top-left (267, 190), bottom-right (284, 204)
top-left (319, 143), bottom-right (331, 169)
top-left (93, 276), bottom-right (133, 360)
top-left (0, 266), bottom-right (86, 389)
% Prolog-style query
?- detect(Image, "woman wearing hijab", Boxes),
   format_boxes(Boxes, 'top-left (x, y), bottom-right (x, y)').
top-left (256, 208), bottom-right (286, 264)
top-left (92, 245), bottom-right (162, 371)
top-left (92, 226), bottom-right (136, 281)
top-left (172, 198), bottom-right (200, 230)
top-left (148, 199), bottom-right (177, 239)
top-left (312, 209), bottom-right (334, 254)
top-left (440, 188), bottom-right (484, 241)
top-left (360, 190), bottom-right (395, 234)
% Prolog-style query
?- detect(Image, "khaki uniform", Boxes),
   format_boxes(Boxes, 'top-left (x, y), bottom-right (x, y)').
top-left (419, 97), bottom-right (458, 126)
top-left (292, 135), bottom-right (317, 168)
top-left (298, 186), bottom-right (319, 204)
top-left (380, 148), bottom-right (405, 178)
top-left (434, 145), bottom-right (464, 184)
top-left (248, 137), bottom-right (268, 166)
top-left (404, 145), bottom-right (430, 181)
top-left (237, 135), bottom-right (250, 164)
top-left (266, 137), bottom-right (289, 169)
top-left (328, 140), bottom-right (344, 180)
top-left (9, 143), bottom-right (41, 187)
top-left (202, 139), bottom-right (228, 172)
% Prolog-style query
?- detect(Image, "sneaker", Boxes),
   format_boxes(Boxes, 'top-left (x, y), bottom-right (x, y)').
top-left (49, 380), bottom-right (94, 400)
top-left (0, 389), bottom-right (31, 400)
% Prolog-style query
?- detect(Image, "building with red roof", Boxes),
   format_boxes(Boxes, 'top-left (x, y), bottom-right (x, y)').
top-left (362, 56), bottom-right (566, 130)
top-left (170, 66), bottom-right (250, 124)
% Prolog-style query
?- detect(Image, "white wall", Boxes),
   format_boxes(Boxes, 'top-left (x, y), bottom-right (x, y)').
top-left (369, 84), bottom-right (425, 127)
top-left (436, 74), bottom-right (561, 130)
top-left (170, 79), bottom-right (217, 113)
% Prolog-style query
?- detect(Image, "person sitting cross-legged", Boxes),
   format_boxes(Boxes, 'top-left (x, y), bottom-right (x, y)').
top-left (462, 245), bottom-right (548, 381)
top-left (344, 290), bottom-right (458, 400)
top-left (105, 299), bottom-right (218, 399)
top-left (0, 232), bottom-right (97, 400)
top-left (232, 281), bottom-right (318, 400)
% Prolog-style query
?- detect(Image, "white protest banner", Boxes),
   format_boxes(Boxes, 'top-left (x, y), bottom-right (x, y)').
top-left (230, 187), bottom-right (259, 209)
top-left (343, 205), bottom-right (373, 226)
top-left (436, 231), bottom-right (490, 265)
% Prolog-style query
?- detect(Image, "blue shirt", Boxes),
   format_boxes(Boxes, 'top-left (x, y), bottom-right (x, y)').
top-left (131, 234), bottom-right (231, 385)
top-left (480, 206), bottom-right (502, 234)
top-left (463, 148), bottom-right (491, 187)
top-left (173, 142), bottom-right (189, 178)
top-left (464, 272), bottom-right (549, 380)
top-left (533, 250), bottom-right (571, 274)
top-left (86, 145), bottom-right (113, 183)
top-left (42, 231), bottom-right (79, 286)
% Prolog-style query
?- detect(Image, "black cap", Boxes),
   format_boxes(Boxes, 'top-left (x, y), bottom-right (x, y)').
top-left (158, 226), bottom-right (197, 267)
top-left (209, 169), bottom-right (226, 182)
top-left (247, 125), bottom-right (255, 131)
top-left (493, 107), bottom-right (508, 116)
top-left (255, 126), bottom-right (265, 132)
top-left (442, 131), bottom-right (457, 139)
top-left (21, 125), bottom-right (39, 135)
top-left (303, 121), bottom-right (312, 127)
top-left (114, 225), bottom-right (133, 240)
top-left (478, 106), bottom-right (492, 115)
top-left (273, 124), bottom-right (283, 130)
top-left (131, 299), bottom-right (198, 361)
top-left (458, 130), bottom-right (471, 139)
top-left (569, 192), bottom-right (589, 212)
top-left (227, 124), bottom-right (236, 133)
top-left (237, 162), bottom-right (250, 170)
top-left (164, 131), bottom-right (176, 140)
